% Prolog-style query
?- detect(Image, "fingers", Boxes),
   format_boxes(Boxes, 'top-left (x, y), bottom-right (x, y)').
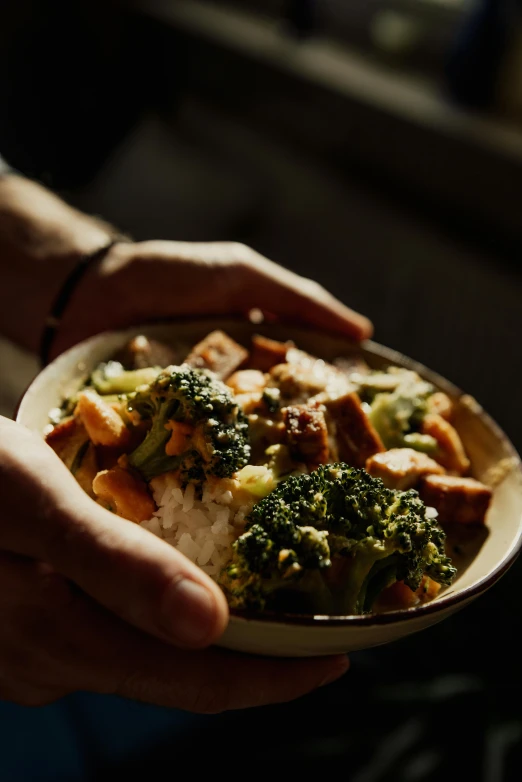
top-left (114, 645), bottom-right (349, 712)
top-left (0, 418), bottom-right (229, 649)
top-left (232, 249), bottom-right (373, 341)
top-left (52, 239), bottom-right (372, 357)
top-left (0, 551), bottom-right (349, 711)
top-left (111, 241), bottom-right (372, 341)
top-left (146, 241), bottom-right (372, 340)
top-left (155, 240), bottom-right (373, 340)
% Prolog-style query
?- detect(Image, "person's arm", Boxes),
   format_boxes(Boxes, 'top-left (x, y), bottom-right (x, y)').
top-left (0, 173), bottom-right (372, 357)
top-left (0, 173), bottom-right (120, 351)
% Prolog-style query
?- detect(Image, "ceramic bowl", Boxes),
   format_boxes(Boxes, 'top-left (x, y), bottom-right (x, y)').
top-left (17, 319), bottom-right (522, 657)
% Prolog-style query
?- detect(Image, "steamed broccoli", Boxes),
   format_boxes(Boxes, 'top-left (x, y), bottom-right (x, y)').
top-left (90, 361), bottom-right (161, 395)
top-left (361, 369), bottom-right (437, 451)
top-left (126, 364), bottom-right (250, 485)
top-left (219, 464), bottom-right (456, 615)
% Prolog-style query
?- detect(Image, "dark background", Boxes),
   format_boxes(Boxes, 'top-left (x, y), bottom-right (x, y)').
top-left (1, 1), bottom-right (521, 779)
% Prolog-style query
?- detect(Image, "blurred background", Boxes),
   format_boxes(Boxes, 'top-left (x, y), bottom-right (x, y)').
top-left (1, 0), bottom-right (521, 779)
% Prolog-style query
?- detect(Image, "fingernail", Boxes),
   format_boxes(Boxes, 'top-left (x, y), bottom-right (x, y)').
top-left (163, 578), bottom-right (217, 646)
top-left (319, 657), bottom-right (350, 688)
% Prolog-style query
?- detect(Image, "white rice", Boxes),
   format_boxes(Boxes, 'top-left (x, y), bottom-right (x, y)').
top-left (140, 472), bottom-right (252, 578)
top-left (139, 470), bottom-right (440, 580)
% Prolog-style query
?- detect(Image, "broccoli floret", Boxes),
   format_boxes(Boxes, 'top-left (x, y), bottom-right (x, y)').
top-left (366, 370), bottom-right (436, 449)
top-left (126, 364), bottom-right (250, 486)
top-left (219, 464), bottom-right (456, 615)
top-left (90, 361), bottom-right (161, 395)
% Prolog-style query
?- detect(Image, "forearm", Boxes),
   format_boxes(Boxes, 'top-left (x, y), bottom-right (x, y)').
top-left (0, 174), bottom-right (118, 352)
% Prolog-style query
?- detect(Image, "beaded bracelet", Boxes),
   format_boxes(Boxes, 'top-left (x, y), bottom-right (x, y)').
top-left (39, 240), bottom-right (119, 367)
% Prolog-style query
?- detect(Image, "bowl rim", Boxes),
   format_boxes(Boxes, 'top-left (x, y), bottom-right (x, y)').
top-left (17, 318), bottom-right (522, 629)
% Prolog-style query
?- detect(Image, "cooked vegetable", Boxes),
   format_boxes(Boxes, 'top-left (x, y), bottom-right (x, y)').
top-left (219, 464), bottom-right (456, 614)
top-left (375, 574), bottom-right (441, 611)
top-left (46, 330), bottom-right (481, 617)
top-left (421, 413), bottom-right (470, 474)
top-left (427, 391), bottom-right (454, 421)
top-left (126, 364), bottom-right (251, 486)
top-left (90, 361), bottom-right (161, 395)
top-left (364, 370), bottom-right (436, 450)
top-left (262, 443), bottom-right (297, 479)
top-left (76, 390), bottom-right (130, 448)
top-left (45, 417), bottom-right (98, 498)
top-left (93, 463), bottom-right (156, 523)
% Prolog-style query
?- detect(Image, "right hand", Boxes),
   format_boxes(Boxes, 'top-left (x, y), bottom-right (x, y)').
top-left (0, 416), bottom-right (348, 711)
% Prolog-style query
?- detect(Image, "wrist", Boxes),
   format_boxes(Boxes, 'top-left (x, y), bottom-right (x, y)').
top-left (49, 242), bottom-right (179, 358)
top-left (0, 174), bottom-right (116, 260)
top-left (49, 241), bottom-right (138, 358)
top-left (0, 175), bottom-right (122, 352)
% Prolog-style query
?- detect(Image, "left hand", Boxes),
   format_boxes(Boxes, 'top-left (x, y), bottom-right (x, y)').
top-left (53, 240), bottom-right (373, 356)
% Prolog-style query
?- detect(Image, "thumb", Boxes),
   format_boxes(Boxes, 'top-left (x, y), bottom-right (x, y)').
top-left (0, 417), bottom-right (229, 649)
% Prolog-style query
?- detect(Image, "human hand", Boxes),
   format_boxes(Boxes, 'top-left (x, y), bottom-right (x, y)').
top-left (53, 240), bottom-right (373, 356)
top-left (0, 416), bottom-right (348, 710)
top-left (1, 175), bottom-right (372, 356)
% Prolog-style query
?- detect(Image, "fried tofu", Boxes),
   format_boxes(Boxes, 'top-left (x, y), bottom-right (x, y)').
top-left (183, 330), bottom-right (248, 380)
top-left (419, 474), bottom-right (492, 526)
top-left (226, 369), bottom-right (267, 395)
top-left (249, 335), bottom-right (293, 372)
top-left (114, 335), bottom-right (177, 370)
top-left (421, 413), bottom-right (470, 474)
top-left (283, 403), bottom-right (330, 469)
top-left (366, 448), bottom-right (445, 490)
top-left (427, 392), bottom-right (454, 421)
top-left (325, 392), bottom-right (385, 468)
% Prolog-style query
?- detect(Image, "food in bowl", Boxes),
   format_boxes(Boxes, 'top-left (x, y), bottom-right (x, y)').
top-left (44, 330), bottom-right (494, 617)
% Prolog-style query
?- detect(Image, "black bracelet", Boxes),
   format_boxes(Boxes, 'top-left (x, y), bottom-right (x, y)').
top-left (39, 240), bottom-right (119, 368)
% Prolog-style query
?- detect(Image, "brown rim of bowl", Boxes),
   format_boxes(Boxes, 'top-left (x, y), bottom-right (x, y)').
top-left (17, 321), bottom-right (522, 629)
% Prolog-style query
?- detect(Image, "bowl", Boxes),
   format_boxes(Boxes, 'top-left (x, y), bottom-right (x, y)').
top-left (17, 319), bottom-right (522, 657)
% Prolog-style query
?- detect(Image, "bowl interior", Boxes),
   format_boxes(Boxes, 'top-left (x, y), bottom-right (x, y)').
top-left (16, 319), bottom-right (522, 640)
